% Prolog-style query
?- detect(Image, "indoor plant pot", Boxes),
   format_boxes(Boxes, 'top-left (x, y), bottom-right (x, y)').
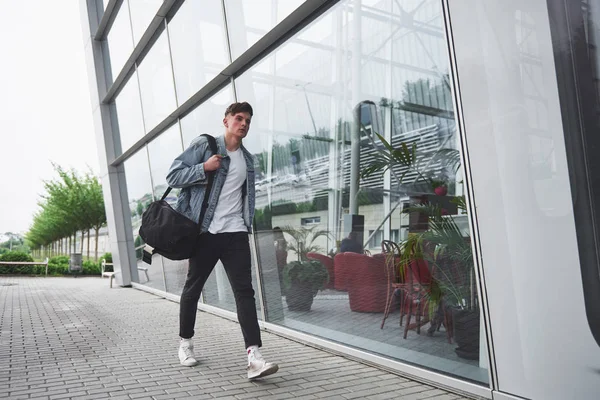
top-left (285, 280), bottom-right (315, 311)
top-left (452, 307), bottom-right (480, 360)
top-left (283, 260), bottom-right (329, 312)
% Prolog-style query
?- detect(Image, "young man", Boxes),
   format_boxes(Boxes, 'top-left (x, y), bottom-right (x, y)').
top-left (166, 102), bottom-right (278, 380)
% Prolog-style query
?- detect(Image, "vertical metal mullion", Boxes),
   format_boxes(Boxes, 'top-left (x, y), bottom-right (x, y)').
top-left (382, 0), bottom-right (393, 242)
top-left (441, 0), bottom-right (497, 390)
top-left (222, 0), bottom-right (238, 99)
top-left (221, 0), bottom-right (235, 66)
top-left (164, 19), bottom-right (181, 109)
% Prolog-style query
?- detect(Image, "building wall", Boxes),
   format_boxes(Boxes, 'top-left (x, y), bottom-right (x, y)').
top-left (81, 0), bottom-right (600, 398)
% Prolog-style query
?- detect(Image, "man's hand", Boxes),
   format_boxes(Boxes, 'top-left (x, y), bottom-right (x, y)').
top-left (203, 154), bottom-right (223, 172)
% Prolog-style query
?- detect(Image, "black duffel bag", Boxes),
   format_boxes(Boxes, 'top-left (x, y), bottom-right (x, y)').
top-left (139, 134), bottom-right (217, 263)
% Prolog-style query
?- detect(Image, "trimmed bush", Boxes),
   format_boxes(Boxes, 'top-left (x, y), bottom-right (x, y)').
top-left (47, 256), bottom-right (69, 276)
top-left (0, 251), bottom-right (35, 274)
top-left (82, 260), bottom-right (101, 275)
top-left (0, 252), bottom-right (106, 276)
top-left (99, 253), bottom-right (113, 272)
top-left (100, 252), bottom-right (112, 263)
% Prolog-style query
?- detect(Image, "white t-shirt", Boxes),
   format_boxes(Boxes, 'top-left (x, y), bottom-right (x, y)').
top-left (208, 148), bottom-right (247, 234)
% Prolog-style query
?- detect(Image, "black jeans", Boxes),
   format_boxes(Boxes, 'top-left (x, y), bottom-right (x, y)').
top-left (179, 232), bottom-right (262, 349)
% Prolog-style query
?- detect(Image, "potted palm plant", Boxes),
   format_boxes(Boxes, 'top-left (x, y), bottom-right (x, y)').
top-left (279, 225), bottom-right (332, 311)
top-left (361, 132), bottom-right (480, 359)
top-left (400, 201), bottom-right (479, 360)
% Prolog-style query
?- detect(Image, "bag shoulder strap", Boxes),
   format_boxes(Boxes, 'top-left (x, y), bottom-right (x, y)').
top-left (198, 134), bottom-right (218, 225)
top-left (201, 133), bottom-right (217, 156)
top-left (159, 134), bottom-right (219, 202)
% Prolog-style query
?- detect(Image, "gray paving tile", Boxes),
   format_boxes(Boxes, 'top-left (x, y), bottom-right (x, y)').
top-left (0, 277), bottom-right (475, 400)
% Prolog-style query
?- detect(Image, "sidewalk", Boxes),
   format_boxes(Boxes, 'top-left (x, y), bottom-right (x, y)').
top-left (0, 277), bottom-right (472, 400)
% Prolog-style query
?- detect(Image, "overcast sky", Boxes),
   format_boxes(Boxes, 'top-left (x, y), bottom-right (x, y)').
top-left (0, 1), bottom-right (98, 234)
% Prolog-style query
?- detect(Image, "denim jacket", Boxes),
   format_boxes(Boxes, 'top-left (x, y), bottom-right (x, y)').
top-left (166, 135), bottom-right (255, 234)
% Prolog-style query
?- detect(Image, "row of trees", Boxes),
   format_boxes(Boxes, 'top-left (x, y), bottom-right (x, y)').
top-left (25, 165), bottom-right (107, 261)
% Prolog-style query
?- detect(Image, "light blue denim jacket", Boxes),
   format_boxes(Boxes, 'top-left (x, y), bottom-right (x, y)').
top-left (166, 135), bottom-right (255, 234)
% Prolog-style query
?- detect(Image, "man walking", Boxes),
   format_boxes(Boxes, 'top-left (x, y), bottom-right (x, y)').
top-left (166, 102), bottom-right (278, 380)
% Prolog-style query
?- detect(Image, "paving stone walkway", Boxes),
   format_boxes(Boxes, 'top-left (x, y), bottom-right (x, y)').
top-left (0, 277), bottom-right (474, 400)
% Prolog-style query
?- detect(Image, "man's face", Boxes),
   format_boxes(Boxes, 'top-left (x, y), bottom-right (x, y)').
top-left (224, 111), bottom-right (251, 139)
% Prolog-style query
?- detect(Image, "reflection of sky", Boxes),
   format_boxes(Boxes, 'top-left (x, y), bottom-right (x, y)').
top-left (124, 148), bottom-right (152, 207)
top-left (137, 31), bottom-right (177, 132)
top-left (235, 0), bottom-right (451, 148)
top-left (168, 0), bottom-right (229, 104)
top-left (227, 0), bottom-right (306, 58)
top-left (128, 0), bottom-right (163, 45)
top-left (115, 71), bottom-right (145, 152)
top-left (147, 123), bottom-right (184, 199)
top-left (180, 85), bottom-right (234, 146)
top-left (116, 0), bottom-right (454, 203)
top-left (107, 5), bottom-right (134, 79)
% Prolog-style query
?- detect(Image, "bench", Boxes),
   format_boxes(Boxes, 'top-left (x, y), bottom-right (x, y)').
top-left (101, 259), bottom-right (149, 288)
top-left (0, 258), bottom-right (49, 276)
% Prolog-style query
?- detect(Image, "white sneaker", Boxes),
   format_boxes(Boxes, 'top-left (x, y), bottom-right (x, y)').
top-left (247, 354), bottom-right (279, 380)
top-left (178, 338), bottom-right (198, 367)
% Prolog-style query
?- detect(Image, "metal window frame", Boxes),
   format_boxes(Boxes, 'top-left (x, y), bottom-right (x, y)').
top-left (441, 0), bottom-right (498, 391)
top-left (105, 0), bottom-right (340, 166)
top-left (86, 0), bottom-right (500, 396)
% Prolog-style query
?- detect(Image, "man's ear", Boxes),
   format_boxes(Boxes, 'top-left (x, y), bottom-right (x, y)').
top-left (223, 117), bottom-right (228, 127)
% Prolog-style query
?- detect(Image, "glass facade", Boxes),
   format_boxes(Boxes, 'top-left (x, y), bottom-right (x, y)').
top-left (167, 0), bottom-right (230, 105)
top-left (136, 25), bottom-right (177, 132)
top-left (123, 146), bottom-right (165, 292)
top-left (95, 0), bottom-right (488, 391)
top-left (106, 3), bottom-right (134, 80)
top-left (114, 70), bottom-right (145, 154)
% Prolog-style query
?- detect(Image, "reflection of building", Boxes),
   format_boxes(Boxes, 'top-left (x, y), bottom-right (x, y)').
top-left (82, 1), bottom-right (600, 399)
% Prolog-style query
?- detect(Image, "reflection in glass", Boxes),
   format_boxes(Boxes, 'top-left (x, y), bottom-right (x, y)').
top-left (224, 0), bottom-right (306, 60)
top-left (114, 70), bottom-right (145, 155)
top-left (168, 0), bottom-right (229, 105)
top-left (127, 0), bottom-right (162, 45)
top-left (147, 123), bottom-right (183, 206)
top-left (147, 123), bottom-right (185, 294)
top-left (235, 0), bottom-right (488, 385)
top-left (106, 3), bottom-right (134, 81)
top-left (136, 26), bottom-right (177, 133)
top-left (201, 251), bottom-right (262, 318)
top-left (123, 147), bottom-right (165, 291)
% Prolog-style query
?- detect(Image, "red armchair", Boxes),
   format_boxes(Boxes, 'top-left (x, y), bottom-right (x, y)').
top-left (333, 253), bottom-right (348, 291)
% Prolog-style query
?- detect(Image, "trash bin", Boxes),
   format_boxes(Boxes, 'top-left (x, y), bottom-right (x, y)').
top-left (69, 253), bottom-right (82, 277)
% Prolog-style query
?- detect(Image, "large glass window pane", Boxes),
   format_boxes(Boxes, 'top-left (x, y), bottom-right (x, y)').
top-left (106, 3), bottom-right (134, 80)
top-left (168, 0), bottom-right (229, 105)
top-left (236, 0), bottom-right (488, 385)
top-left (147, 123), bottom-right (185, 294)
top-left (124, 148), bottom-right (166, 291)
top-left (114, 70), bottom-right (145, 155)
top-left (225, 0), bottom-right (306, 60)
top-left (127, 0), bottom-right (162, 45)
top-left (180, 85), bottom-right (235, 146)
top-left (137, 26), bottom-right (177, 133)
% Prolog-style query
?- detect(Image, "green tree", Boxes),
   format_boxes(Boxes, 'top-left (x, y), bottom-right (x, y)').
top-left (25, 165), bottom-right (106, 261)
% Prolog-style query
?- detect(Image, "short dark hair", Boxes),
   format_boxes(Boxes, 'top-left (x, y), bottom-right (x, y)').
top-left (224, 102), bottom-right (253, 117)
